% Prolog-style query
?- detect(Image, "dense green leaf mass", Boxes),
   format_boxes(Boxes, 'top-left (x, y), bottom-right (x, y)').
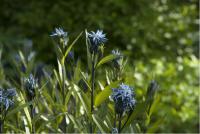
top-left (0, 0), bottom-right (198, 133)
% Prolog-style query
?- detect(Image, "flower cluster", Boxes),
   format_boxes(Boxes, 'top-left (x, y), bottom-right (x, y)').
top-left (87, 30), bottom-right (107, 53)
top-left (66, 51), bottom-right (74, 62)
top-left (78, 79), bottom-right (89, 92)
top-left (111, 49), bottom-right (123, 69)
top-left (0, 88), bottom-right (16, 111)
top-left (24, 74), bottom-right (38, 98)
top-left (50, 27), bottom-right (68, 37)
top-left (146, 80), bottom-right (159, 100)
top-left (112, 128), bottom-right (118, 134)
top-left (111, 83), bottom-right (136, 114)
top-left (50, 27), bottom-right (68, 46)
top-left (112, 50), bottom-right (121, 57)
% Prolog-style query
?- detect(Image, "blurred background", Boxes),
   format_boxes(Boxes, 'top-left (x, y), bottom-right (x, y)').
top-left (0, 0), bottom-right (199, 133)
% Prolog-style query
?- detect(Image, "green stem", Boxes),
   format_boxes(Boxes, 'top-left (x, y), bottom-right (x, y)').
top-left (147, 101), bottom-right (152, 115)
top-left (0, 105), bottom-right (2, 133)
top-left (62, 67), bottom-right (66, 104)
top-left (62, 66), bottom-right (67, 133)
top-left (120, 111), bottom-right (132, 131)
top-left (0, 120), bottom-right (3, 133)
top-left (90, 54), bottom-right (96, 133)
top-left (118, 114), bottom-right (122, 133)
top-left (59, 41), bottom-right (67, 133)
top-left (30, 104), bottom-right (35, 133)
top-left (114, 113), bottom-right (116, 128)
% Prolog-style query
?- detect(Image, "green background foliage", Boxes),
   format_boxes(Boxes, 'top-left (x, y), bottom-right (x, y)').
top-left (0, 0), bottom-right (199, 133)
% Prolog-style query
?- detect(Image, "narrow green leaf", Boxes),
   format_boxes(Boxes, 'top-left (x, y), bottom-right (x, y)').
top-left (37, 112), bottom-right (67, 133)
top-left (65, 90), bottom-right (72, 106)
top-left (5, 123), bottom-right (25, 133)
top-left (149, 95), bottom-right (160, 117)
top-left (53, 69), bottom-right (62, 89)
top-left (18, 50), bottom-right (27, 68)
top-left (40, 90), bottom-right (54, 114)
top-left (7, 100), bottom-right (34, 117)
top-left (106, 70), bottom-right (110, 85)
top-left (94, 80), bottom-right (121, 107)
top-left (77, 91), bottom-right (90, 116)
top-left (98, 81), bottom-right (104, 90)
top-left (23, 116), bottom-right (31, 134)
top-left (68, 114), bottom-right (82, 132)
top-left (79, 70), bottom-right (92, 91)
top-left (73, 84), bottom-right (90, 116)
top-left (85, 29), bottom-right (92, 71)
top-left (62, 32), bottom-right (83, 64)
top-left (96, 54), bottom-right (117, 68)
top-left (92, 114), bottom-right (109, 133)
top-left (57, 59), bottom-right (63, 81)
top-left (122, 102), bottom-right (146, 130)
top-left (17, 92), bottom-right (32, 131)
top-left (147, 118), bottom-right (164, 133)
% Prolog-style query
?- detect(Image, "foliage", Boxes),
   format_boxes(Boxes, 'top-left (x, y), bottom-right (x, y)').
top-left (0, 0), bottom-right (198, 62)
top-left (131, 55), bottom-right (199, 133)
top-left (0, 30), bottom-right (163, 133)
top-left (0, 0), bottom-right (199, 133)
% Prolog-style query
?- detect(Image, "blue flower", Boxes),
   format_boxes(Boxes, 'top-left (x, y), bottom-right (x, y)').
top-left (111, 83), bottom-right (136, 114)
top-left (88, 30), bottom-right (107, 45)
top-left (78, 79), bottom-right (89, 92)
top-left (24, 74), bottom-right (38, 97)
top-left (111, 49), bottom-right (123, 69)
top-left (87, 30), bottom-right (107, 53)
top-left (4, 88), bottom-right (17, 98)
top-left (112, 50), bottom-right (121, 57)
top-left (0, 88), bottom-right (16, 110)
top-left (146, 80), bottom-right (159, 100)
top-left (50, 27), bottom-right (68, 37)
top-left (112, 128), bottom-right (118, 134)
top-left (66, 51), bottom-right (74, 62)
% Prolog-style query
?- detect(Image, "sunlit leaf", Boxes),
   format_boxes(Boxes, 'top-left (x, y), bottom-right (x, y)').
top-left (94, 80), bottom-right (121, 107)
top-left (92, 114), bottom-right (109, 133)
top-left (96, 54), bottom-right (117, 68)
top-left (62, 32), bottom-right (83, 64)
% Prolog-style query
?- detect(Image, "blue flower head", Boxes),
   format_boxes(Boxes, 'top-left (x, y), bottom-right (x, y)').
top-left (112, 128), bottom-right (118, 134)
top-left (112, 50), bottom-right (121, 57)
top-left (111, 83), bottom-right (136, 114)
top-left (24, 74), bottom-right (38, 97)
top-left (0, 88), bottom-right (16, 111)
top-left (50, 27), bottom-right (68, 37)
top-left (111, 49), bottom-right (123, 69)
top-left (66, 51), bottom-right (74, 62)
top-left (87, 30), bottom-right (107, 53)
top-left (50, 27), bottom-right (68, 46)
top-left (78, 79), bottom-right (89, 92)
top-left (146, 80), bottom-right (159, 100)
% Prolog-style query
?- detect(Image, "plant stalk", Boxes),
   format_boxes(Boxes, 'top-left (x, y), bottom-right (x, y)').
top-left (120, 111), bottom-right (132, 131)
top-left (90, 54), bottom-right (96, 133)
top-left (30, 104), bottom-right (35, 133)
top-left (0, 105), bottom-right (2, 133)
top-left (114, 113), bottom-right (116, 128)
top-left (0, 119), bottom-right (3, 133)
top-left (62, 66), bottom-right (67, 133)
top-left (118, 114), bottom-right (122, 133)
top-left (62, 67), bottom-right (66, 105)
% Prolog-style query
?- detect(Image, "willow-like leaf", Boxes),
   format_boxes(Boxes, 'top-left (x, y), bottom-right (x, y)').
top-left (94, 80), bottom-right (121, 107)
top-left (96, 54), bottom-right (117, 68)
top-left (121, 102), bottom-right (146, 130)
top-left (92, 114), bottom-right (109, 133)
top-left (7, 100), bottom-right (34, 117)
top-left (62, 32), bottom-right (83, 65)
top-left (85, 29), bottom-right (92, 71)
